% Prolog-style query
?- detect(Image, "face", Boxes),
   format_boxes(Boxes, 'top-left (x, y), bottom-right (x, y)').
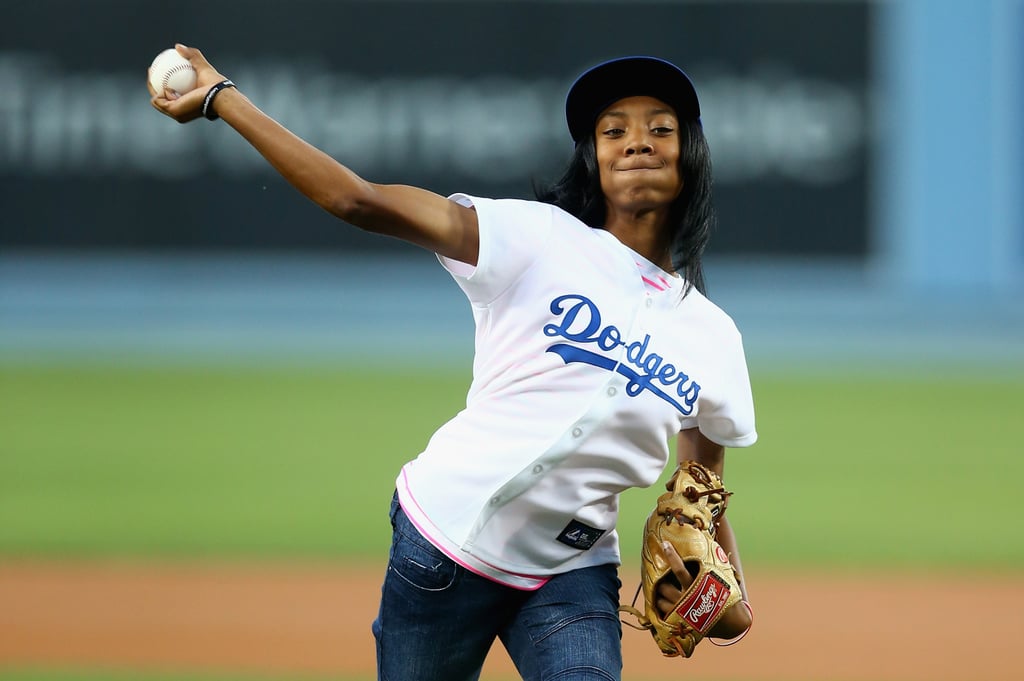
top-left (594, 95), bottom-right (683, 214)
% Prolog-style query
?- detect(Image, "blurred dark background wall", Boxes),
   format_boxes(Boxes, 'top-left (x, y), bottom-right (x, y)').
top-left (0, 0), bottom-right (872, 257)
top-left (1, 0), bottom-right (1020, 368)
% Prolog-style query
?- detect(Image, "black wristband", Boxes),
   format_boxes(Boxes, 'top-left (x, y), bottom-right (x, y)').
top-left (202, 79), bottom-right (236, 121)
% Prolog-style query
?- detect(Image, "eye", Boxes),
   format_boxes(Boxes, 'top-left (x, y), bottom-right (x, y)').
top-left (652, 126), bottom-right (675, 136)
top-left (602, 127), bottom-right (625, 137)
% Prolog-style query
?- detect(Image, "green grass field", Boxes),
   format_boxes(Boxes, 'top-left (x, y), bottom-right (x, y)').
top-left (1, 363), bottom-right (1022, 570)
top-left (1, 362), bottom-right (1021, 681)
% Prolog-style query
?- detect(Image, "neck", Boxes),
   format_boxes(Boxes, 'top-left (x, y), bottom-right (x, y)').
top-left (604, 208), bottom-right (674, 272)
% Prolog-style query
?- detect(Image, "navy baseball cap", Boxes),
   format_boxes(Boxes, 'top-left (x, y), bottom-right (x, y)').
top-left (565, 56), bottom-right (701, 143)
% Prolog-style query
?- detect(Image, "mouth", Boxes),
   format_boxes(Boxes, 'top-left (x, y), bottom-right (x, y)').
top-left (617, 165), bottom-right (663, 172)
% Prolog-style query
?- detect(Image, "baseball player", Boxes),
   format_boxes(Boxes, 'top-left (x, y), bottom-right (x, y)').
top-left (150, 48), bottom-right (756, 680)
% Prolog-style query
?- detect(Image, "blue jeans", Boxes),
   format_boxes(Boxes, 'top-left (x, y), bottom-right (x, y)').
top-left (372, 494), bottom-right (623, 681)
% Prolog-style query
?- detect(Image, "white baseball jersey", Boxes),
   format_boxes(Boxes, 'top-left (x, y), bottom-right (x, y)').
top-left (396, 194), bottom-right (757, 590)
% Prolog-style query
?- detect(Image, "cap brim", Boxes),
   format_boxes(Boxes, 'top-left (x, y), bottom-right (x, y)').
top-left (565, 56), bottom-right (701, 143)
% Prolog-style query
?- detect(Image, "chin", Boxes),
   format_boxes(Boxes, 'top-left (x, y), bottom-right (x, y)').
top-left (622, 189), bottom-right (675, 208)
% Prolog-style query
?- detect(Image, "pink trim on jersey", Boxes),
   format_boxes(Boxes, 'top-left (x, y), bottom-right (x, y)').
top-left (398, 468), bottom-right (550, 591)
top-left (641, 275), bottom-right (667, 291)
top-left (636, 261), bottom-right (673, 292)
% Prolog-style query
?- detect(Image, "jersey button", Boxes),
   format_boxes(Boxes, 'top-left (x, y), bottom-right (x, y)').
top-left (490, 496), bottom-right (501, 506)
top-left (607, 386), bottom-right (617, 396)
top-left (532, 464), bottom-right (543, 474)
top-left (571, 427), bottom-right (583, 438)
top-left (645, 297), bottom-right (654, 308)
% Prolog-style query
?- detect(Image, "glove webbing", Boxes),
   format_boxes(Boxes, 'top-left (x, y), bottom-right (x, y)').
top-left (665, 488), bottom-right (730, 533)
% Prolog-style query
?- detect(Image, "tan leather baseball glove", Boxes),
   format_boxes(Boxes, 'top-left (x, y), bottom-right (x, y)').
top-left (619, 460), bottom-right (744, 658)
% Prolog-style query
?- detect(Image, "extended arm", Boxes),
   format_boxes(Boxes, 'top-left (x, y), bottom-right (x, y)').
top-left (148, 45), bottom-right (479, 264)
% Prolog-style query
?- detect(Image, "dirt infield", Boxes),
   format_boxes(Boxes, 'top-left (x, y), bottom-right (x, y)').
top-left (1, 561), bottom-right (1020, 680)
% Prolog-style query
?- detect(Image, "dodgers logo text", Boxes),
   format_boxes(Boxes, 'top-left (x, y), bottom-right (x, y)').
top-left (542, 294), bottom-right (700, 415)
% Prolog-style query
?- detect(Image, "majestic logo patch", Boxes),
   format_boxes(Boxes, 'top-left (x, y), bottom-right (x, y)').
top-left (556, 519), bottom-right (606, 550)
top-left (675, 572), bottom-right (732, 633)
top-left (543, 294), bottom-right (700, 415)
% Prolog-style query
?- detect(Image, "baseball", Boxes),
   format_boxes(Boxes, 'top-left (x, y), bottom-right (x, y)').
top-left (149, 48), bottom-right (197, 97)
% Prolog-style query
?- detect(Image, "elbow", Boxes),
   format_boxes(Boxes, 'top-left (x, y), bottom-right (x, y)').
top-left (322, 182), bottom-right (377, 230)
top-left (325, 195), bottom-right (362, 226)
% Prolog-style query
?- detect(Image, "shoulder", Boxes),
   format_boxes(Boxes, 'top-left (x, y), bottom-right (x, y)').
top-left (680, 287), bottom-right (743, 341)
top-left (450, 194), bottom-right (586, 231)
top-left (449, 194), bottom-right (551, 217)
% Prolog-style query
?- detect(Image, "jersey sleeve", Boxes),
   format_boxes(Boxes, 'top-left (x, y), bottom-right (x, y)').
top-left (696, 325), bottom-right (758, 449)
top-left (438, 194), bottom-right (554, 305)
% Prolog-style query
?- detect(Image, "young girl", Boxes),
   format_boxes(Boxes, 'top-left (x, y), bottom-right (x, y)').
top-left (150, 49), bottom-right (756, 681)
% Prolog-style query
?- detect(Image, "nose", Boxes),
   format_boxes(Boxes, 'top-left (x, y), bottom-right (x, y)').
top-left (625, 132), bottom-right (654, 155)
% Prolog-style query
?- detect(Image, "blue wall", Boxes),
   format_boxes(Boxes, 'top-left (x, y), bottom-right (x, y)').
top-left (874, 0), bottom-right (1023, 295)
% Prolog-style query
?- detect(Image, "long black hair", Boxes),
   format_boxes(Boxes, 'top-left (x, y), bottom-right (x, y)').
top-left (534, 119), bottom-right (715, 296)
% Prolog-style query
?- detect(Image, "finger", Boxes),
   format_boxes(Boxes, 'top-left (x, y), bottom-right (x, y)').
top-left (171, 43), bottom-right (229, 95)
top-left (149, 96), bottom-right (178, 120)
top-left (660, 541), bottom-right (695, 589)
top-left (175, 43), bottom-right (197, 61)
top-left (149, 93), bottom-right (199, 123)
top-left (656, 575), bottom-right (681, 600)
top-left (146, 69), bottom-right (181, 102)
top-left (656, 594), bottom-right (677, 615)
top-left (176, 43), bottom-right (211, 71)
top-left (145, 71), bottom-right (180, 103)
